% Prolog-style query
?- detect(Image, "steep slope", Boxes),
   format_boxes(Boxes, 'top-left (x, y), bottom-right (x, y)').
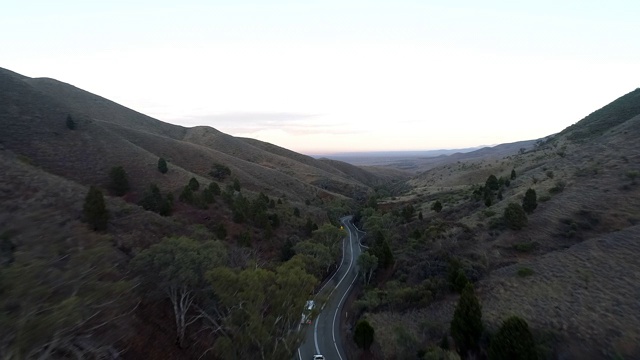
top-left (0, 68), bottom-right (382, 202)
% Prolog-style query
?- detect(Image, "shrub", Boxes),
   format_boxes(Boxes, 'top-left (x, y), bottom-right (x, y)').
top-left (450, 284), bottom-right (483, 357)
top-left (513, 242), bottom-right (537, 253)
top-left (83, 186), bottom-right (109, 231)
top-left (354, 319), bottom-right (375, 350)
top-left (432, 200), bottom-right (443, 213)
top-left (517, 267), bottom-right (534, 277)
top-left (157, 158), bottom-right (168, 173)
top-left (485, 175), bottom-right (499, 191)
top-left (209, 163), bottom-right (231, 180)
top-left (188, 177), bottom-right (200, 191)
top-left (66, 114), bottom-right (76, 130)
top-left (504, 203), bottom-right (527, 230)
top-left (522, 189), bottom-right (537, 214)
top-left (511, 169), bottom-right (516, 180)
top-left (109, 166), bottom-right (129, 196)
top-left (489, 316), bottom-right (537, 360)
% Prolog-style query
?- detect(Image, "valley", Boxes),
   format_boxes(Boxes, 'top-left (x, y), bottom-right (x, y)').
top-left (1, 66), bottom-right (639, 359)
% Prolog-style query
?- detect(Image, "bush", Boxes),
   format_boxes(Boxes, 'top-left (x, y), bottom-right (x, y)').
top-left (209, 163), bottom-right (231, 180)
top-left (109, 166), bottom-right (129, 196)
top-left (522, 188), bottom-right (537, 214)
top-left (489, 316), bottom-right (537, 360)
top-left (504, 203), bottom-right (527, 230)
top-left (432, 200), bottom-right (443, 213)
top-left (485, 175), bottom-right (499, 191)
top-left (188, 177), bottom-right (200, 191)
top-left (450, 284), bottom-right (483, 357)
top-left (83, 186), bottom-right (109, 231)
top-left (66, 114), bottom-right (76, 130)
top-left (549, 180), bottom-right (566, 194)
top-left (517, 267), bottom-right (534, 277)
top-left (354, 319), bottom-right (375, 350)
top-left (157, 158), bottom-right (168, 173)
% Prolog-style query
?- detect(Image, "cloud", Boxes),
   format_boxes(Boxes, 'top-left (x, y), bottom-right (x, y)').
top-left (176, 112), bottom-right (358, 136)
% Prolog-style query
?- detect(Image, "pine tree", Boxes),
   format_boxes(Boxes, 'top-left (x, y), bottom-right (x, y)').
top-left (511, 168), bottom-right (517, 180)
top-left (109, 166), bottom-right (129, 196)
top-left (83, 186), bottom-right (109, 231)
top-left (522, 188), bottom-right (538, 214)
top-left (451, 283), bottom-right (483, 357)
top-left (157, 157), bottom-right (168, 173)
top-left (504, 203), bottom-right (528, 230)
top-left (188, 177), bottom-right (200, 191)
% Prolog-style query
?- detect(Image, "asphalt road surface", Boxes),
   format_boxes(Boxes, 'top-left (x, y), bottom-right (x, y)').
top-left (297, 215), bottom-right (363, 360)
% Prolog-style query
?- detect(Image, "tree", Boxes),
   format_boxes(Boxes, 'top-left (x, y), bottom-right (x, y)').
top-left (485, 175), bottom-right (499, 191)
top-left (522, 188), bottom-right (537, 214)
top-left (418, 211), bottom-right (423, 220)
top-left (511, 168), bottom-right (517, 180)
top-left (354, 319), bottom-right (375, 350)
top-left (83, 186), bottom-right (109, 231)
top-left (204, 258), bottom-right (316, 360)
top-left (208, 182), bottom-right (221, 195)
top-left (293, 207), bottom-right (301, 217)
top-left (358, 252), bottom-right (378, 285)
top-left (109, 166), bottom-right (129, 196)
top-left (139, 184), bottom-right (173, 216)
top-left (370, 232), bottom-right (393, 269)
top-left (157, 157), bottom-right (168, 173)
top-left (131, 237), bottom-right (227, 348)
top-left (451, 283), bottom-right (483, 357)
top-left (432, 200), bottom-right (443, 213)
top-left (489, 316), bottom-right (537, 360)
top-left (66, 114), bottom-right (76, 130)
top-left (188, 177), bottom-right (200, 191)
top-left (504, 203), bottom-right (528, 230)
top-left (179, 185), bottom-right (194, 203)
top-left (232, 178), bottom-right (241, 192)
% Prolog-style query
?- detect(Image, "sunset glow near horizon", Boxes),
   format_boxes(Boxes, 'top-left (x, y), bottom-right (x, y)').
top-left (3, 1), bottom-right (640, 155)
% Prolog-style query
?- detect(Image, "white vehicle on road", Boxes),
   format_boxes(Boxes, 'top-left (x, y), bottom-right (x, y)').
top-left (313, 355), bottom-right (325, 360)
top-left (301, 300), bottom-right (315, 325)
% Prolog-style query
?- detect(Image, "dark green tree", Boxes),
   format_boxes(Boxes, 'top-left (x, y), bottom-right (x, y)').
top-left (522, 188), bottom-right (537, 214)
top-left (489, 316), bottom-right (537, 360)
top-left (139, 184), bottom-right (173, 216)
top-left (66, 114), bottom-right (76, 130)
top-left (83, 186), bottom-right (109, 231)
top-left (451, 283), bottom-right (483, 357)
top-left (293, 207), bottom-right (301, 217)
top-left (208, 182), bottom-right (221, 195)
top-left (511, 168), bottom-right (517, 180)
top-left (504, 203), bottom-right (528, 230)
top-left (157, 157), bottom-right (168, 174)
top-left (418, 211), bottom-right (423, 220)
top-left (354, 319), bottom-right (375, 350)
top-left (188, 177), bottom-right (200, 191)
top-left (179, 185), bottom-right (194, 203)
top-left (109, 166), bottom-right (129, 196)
top-left (370, 231), bottom-right (393, 269)
top-left (485, 175), bottom-right (500, 191)
top-left (432, 200), bottom-right (443, 213)
top-left (232, 178), bottom-right (241, 192)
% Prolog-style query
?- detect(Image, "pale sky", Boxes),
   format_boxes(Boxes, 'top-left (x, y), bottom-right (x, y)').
top-left (3, 1), bottom-right (640, 154)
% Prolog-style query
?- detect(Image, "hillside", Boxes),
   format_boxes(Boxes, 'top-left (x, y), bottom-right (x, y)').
top-left (0, 67), bottom-right (400, 359)
top-left (350, 88), bottom-right (640, 359)
top-left (0, 67), bottom-right (385, 203)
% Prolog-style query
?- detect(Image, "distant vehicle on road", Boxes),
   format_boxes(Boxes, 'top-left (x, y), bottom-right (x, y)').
top-left (301, 300), bottom-right (315, 325)
top-left (313, 355), bottom-right (325, 360)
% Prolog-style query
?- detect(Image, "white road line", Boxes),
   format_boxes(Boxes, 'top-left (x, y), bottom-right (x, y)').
top-left (329, 220), bottom-right (357, 360)
top-left (312, 217), bottom-right (350, 356)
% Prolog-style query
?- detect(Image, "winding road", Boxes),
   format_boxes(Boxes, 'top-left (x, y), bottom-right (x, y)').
top-left (297, 216), bottom-right (363, 360)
